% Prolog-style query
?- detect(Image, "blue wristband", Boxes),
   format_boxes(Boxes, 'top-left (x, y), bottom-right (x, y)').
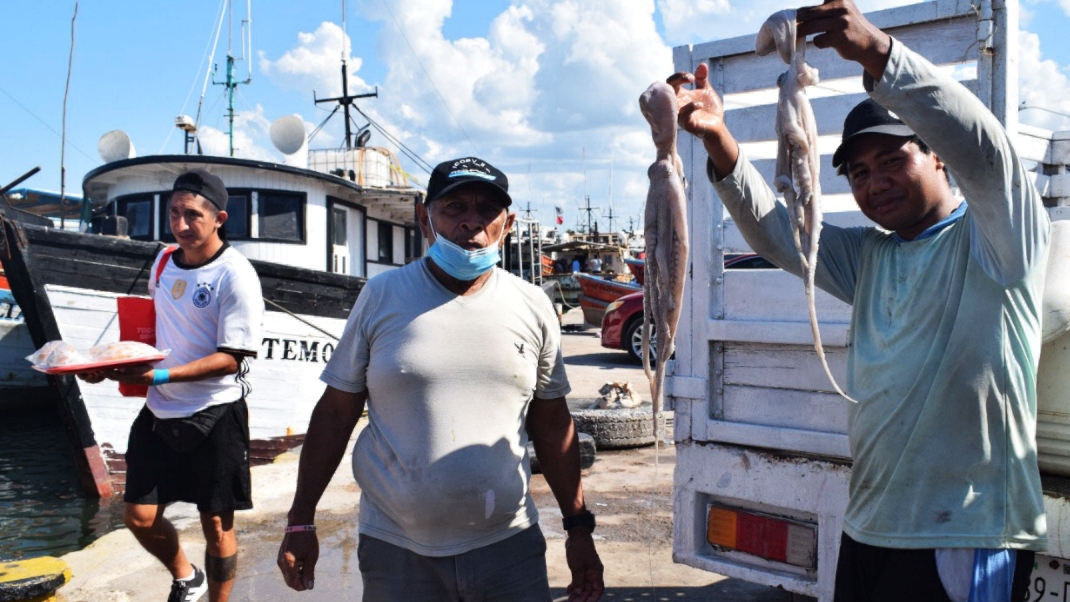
top-left (152, 369), bottom-right (170, 386)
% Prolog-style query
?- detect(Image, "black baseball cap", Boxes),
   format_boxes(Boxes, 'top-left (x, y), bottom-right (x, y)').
top-left (831, 98), bottom-right (916, 168)
top-left (172, 169), bottom-right (228, 210)
top-left (425, 157), bottom-right (511, 206)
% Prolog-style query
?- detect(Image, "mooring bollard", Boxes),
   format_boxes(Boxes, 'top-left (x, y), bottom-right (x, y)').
top-left (0, 557), bottom-right (71, 602)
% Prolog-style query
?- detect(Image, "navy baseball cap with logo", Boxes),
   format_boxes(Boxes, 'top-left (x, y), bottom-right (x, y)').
top-left (425, 157), bottom-right (512, 207)
top-left (172, 169), bottom-right (229, 210)
top-left (831, 98), bottom-right (917, 168)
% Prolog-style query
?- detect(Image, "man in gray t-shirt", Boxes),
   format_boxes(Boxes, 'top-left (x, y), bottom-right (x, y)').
top-left (277, 157), bottom-right (604, 602)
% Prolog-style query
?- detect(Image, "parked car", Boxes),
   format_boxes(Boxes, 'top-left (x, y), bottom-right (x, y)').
top-left (601, 253), bottom-right (776, 363)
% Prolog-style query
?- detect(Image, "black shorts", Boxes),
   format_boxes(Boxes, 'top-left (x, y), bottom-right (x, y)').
top-left (834, 532), bottom-right (1035, 602)
top-left (124, 399), bottom-right (252, 513)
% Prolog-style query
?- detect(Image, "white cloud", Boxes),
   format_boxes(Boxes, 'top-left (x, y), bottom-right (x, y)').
top-left (528, 0), bottom-right (670, 131)
top-left (243, 0), bottom-right (1070, 231)
top-left (259, 22), bottom-right (370, 98)
top-left (1018, 30), bottom-right (1070, 131)
top-left (342, 0), bottom-right (673, 223)
top-left (657, 0), bottom-right (731, 43)
top-left (370, 0), bottom-right (547, 151)
top-left (196, 104), bottom-right (286, 162)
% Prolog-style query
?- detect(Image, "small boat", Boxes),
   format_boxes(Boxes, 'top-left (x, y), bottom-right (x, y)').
top-left (575, 272), bottom-right (641, 304)
top-left (541, 254), bottom-right (554, 276)
top-left (624, 257), bottom-right (645, 286)
top-left (577, 294), bottom-right (611, 328)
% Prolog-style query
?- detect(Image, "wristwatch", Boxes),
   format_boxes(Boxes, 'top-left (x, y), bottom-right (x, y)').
top-left (562, 509), bottom-right (596, 532)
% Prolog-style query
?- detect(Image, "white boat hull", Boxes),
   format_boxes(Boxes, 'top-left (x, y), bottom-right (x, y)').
top-left (0, 289), bottom-right (46, 389)
top-left (46, 284), bottom-right (346, 454)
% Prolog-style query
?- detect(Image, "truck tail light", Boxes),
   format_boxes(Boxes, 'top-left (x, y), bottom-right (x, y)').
top-left (706, 504), bottom-right (816, 569)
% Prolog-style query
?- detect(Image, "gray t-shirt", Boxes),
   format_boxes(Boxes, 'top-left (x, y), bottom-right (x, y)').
top-left (321, 259), bottom-right (571, 556)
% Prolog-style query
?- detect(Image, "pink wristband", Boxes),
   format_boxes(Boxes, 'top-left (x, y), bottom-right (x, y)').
top-left (285, 524), bottom-right (316, 534)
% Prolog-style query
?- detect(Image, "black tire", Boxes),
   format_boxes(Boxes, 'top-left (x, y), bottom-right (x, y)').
top-left (571, 407), bottom-right (671, 449)
top-left (624, 317), bottom-right (656, 365)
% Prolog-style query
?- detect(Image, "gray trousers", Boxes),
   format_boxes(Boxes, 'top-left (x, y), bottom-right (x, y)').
top-left (357, 525), bottom-right (552, 602)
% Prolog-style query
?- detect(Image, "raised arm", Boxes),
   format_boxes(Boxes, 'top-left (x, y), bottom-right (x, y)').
top-left (668, 63), bottom-right (739, 180)
top-left (801, 0), bottom-right (1047, 282)
top-left (797, 0), bottom-right (891, 81)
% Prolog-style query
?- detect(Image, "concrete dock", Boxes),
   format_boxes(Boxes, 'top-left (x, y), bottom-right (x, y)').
top-left (54, 310), bottom-right (792, 601)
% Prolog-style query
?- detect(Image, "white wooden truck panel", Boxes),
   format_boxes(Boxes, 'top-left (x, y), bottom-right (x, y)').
top-left (674, 440), bottom-right (850, 600)
top-left (722, 270), bottom-right (851, 324)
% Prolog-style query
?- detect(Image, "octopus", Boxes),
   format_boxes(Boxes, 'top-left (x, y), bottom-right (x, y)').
top-left (639, 81), bottom-right (690, 441)
top-left (756, 10), bottom-right (853, 401)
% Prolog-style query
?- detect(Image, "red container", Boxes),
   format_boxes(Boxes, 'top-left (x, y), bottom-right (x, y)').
top-left (116, 296), bottom-right (156, 397)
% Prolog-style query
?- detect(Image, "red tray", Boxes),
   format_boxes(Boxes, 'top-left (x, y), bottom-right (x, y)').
top-left (32, 354), bottom-right (167, 375)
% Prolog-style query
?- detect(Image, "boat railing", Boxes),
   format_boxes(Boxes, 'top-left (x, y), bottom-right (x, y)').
top-left (307, 147), bottom-right (410, 188)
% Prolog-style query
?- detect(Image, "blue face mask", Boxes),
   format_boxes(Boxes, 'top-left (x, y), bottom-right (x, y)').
top-left (425, 212), bottom-right (504, 281)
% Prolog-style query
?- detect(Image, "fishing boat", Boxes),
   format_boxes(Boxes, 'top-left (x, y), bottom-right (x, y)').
top-left (0, 186), bottom-right (58, 394)
top-left (574, 273), bottom-right (640, 327)
top-left (0, 29), bottom-right (424, 498)
top-left (624, 257), bottom-right (645, 286)
top-left (577, 295), bottom-right (610, 329)
top-left (2, 150), bottom-right (421, 499)
top-left (0, 271), bottom-right (43, 392)
top-left (575, 272), bottom-right (640, 303)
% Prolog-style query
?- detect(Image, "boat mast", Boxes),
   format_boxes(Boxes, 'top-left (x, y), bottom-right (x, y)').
top-left (580, 195), bottom-right (599, 236)
top-left (213, 0), bottom-right (252, 157)
top-left (311, 1), bottom-right (379, 149)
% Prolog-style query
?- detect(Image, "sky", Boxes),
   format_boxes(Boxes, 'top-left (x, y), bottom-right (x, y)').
top-left (3, 0), bottom-right (1070, 234)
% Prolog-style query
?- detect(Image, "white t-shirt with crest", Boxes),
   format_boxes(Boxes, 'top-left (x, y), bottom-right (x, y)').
top-left (147, 244), bottom-right (263, 419)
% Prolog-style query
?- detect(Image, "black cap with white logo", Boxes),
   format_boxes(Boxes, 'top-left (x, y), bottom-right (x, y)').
top-left (831, 98), bottom-right (916, 168)
top-left (425, 157), bottom-right (511, 207)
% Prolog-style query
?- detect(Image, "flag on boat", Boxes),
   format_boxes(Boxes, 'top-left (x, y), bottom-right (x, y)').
top-left (555, 205), bottom-right (564, 225)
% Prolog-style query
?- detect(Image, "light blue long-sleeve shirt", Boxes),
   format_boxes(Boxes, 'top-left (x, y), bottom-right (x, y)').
top-left (710, 39), bottom-right (1049, 550)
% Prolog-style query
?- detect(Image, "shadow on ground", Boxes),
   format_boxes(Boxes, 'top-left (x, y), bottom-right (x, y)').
top-left (551, 579), bottom-right (796, 601)
top-left (564, 350), bottom-right (640, 369)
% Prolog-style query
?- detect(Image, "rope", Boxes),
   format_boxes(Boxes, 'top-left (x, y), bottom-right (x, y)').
top-left (545, 278), bottom-right (579, 311)
top-left (263, 297), bottom-right (341, 341)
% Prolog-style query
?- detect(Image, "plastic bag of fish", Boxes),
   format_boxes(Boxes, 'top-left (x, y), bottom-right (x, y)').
top-left (26, 340), bottom-right (166, 370)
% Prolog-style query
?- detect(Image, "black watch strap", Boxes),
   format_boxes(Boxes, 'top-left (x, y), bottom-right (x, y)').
top-left (562, 509), bottom-right (596, 532)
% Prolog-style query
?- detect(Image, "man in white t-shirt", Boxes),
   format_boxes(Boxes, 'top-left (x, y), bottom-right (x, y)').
top-left (86, 170), bottom-right (263, 602)
top-left (277, 157), bottom-right (605, 602)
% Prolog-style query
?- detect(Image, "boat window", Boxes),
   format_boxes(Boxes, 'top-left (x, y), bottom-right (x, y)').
top-left (377, 221), bottom-right (393, 262)
top-left (258, 191), bottom-right (305, 242)
top-left (225, 193), bottom-right (250, 239)
top-left (116, 195), bottom-right (154, 240)
top-left (331, 207), bottom-right (347, 246)
top-left (405, 227), bottom-right (423, 260)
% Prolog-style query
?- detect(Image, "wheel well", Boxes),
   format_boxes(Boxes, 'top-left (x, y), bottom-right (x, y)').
top-left (622, 313), bottom-right (644, 337)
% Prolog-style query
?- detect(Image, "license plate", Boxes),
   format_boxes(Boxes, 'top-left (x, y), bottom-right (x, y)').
top-left (1028, 555), bottom-right (1070, 602)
